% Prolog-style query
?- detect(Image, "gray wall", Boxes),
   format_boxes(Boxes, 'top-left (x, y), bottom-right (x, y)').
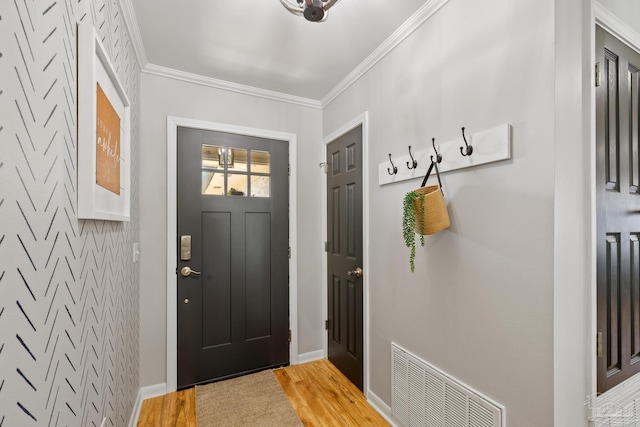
top-left (553, 0), bottom-right (591, 425)
top-left (138, 73), bottom-right (324, 387)
top-left (323, 0), bottom-right (555, 425)
top-left (0, 0), bottom-right (140, 426)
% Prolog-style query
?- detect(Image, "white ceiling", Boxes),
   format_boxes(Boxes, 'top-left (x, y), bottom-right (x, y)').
top-left (130, 0), bottom-right (432, 101)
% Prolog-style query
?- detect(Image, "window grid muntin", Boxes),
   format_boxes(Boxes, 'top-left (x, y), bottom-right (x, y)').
top-left (201, 144), bottom-right (271, 197)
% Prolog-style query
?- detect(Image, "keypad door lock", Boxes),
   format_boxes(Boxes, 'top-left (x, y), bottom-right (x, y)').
top-left (180, 235), bottom-right (192, 261)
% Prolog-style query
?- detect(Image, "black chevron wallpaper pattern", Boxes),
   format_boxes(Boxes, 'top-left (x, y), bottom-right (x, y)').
top-left (0, 0), bottom-right (140, 426)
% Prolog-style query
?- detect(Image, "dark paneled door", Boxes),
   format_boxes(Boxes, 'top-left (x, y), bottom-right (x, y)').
top-left (176, 127), bottom-right (289, 389)
top-left (596, 26), bottom-right (640, 393)
top-left (327, 126), bottom-right (364, 390)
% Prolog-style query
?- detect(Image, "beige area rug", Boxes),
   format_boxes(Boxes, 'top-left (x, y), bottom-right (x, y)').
top-left (195, 370), bottom-right (303, 427)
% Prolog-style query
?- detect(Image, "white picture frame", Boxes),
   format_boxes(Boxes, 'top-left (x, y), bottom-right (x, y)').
top-left (77, 21), bottom-right (131, 221)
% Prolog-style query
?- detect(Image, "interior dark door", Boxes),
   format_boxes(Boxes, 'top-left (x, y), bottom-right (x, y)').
top-left (327, 125), bottom-right (364, 390)
top-left (176, 127), bottom-right (289, 389)
top-left (596, 26), bottom-right (640, 393)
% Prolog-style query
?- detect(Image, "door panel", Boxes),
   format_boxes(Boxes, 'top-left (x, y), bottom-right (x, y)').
top-left (177, 127), bottom-right (289, 389)
top-left (245, 212), bottom-right (272, 339)
top-left (327, 126), bottom-right (363, 390)
top-left (202, 212), bottom-right (231, 348)
top-left (596, 26), bottom-right (640, 393)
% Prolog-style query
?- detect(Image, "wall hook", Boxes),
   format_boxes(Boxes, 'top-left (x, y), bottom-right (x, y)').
top-left (387, 154), bottom-right (398, 175)
top-left (460, 127), bottom-right (473, 157)
top-left (430, 138), bottom-right (442, 163)
top-left (406, 146), bottom-right (417, 170)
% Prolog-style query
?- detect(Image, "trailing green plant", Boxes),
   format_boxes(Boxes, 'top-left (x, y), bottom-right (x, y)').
top-left (402, 190), bottom-right (425, 272)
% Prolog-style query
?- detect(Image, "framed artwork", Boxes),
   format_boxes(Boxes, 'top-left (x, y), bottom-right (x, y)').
top-left (77, 21), bottom-right (131, 221)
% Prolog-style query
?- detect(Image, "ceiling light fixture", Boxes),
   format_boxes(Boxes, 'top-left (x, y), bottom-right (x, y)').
top-left (279, 0), bottom-right (340, 22)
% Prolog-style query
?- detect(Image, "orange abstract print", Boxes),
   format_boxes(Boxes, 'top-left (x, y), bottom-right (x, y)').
top-left (95, 83), bottom-right (121, 195)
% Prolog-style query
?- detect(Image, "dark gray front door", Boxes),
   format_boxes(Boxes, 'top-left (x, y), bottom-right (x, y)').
top-left (596, 26), bottom-right (640, 393)
top-left (327, 125), bottom-right (364, 390)
top-left (176, 127), bottom-right (289, 389)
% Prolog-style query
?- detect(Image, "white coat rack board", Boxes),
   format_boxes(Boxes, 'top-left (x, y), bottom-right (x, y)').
top-left (378, 123), bottom-right (511, 186)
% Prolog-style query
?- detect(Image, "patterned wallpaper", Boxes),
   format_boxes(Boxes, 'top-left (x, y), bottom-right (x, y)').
top-left (0, 0), bottom-right (140, 426)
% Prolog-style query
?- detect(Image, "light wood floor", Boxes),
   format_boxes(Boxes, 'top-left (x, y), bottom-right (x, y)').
top-left (137, 359), bottom-right (390, 426)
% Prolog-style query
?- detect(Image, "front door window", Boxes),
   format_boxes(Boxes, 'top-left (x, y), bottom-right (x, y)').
top-left (201, 145), bottom-right (270, 197)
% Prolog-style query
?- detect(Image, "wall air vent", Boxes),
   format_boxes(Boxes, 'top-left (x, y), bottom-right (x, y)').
top-left (392, 343), bottom-right (505, 427)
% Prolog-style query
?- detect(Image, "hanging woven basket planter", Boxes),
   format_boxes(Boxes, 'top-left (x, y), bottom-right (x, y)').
top-left (402, 160), bottom-right (450, 272)
top-left (412, 185), bottom-right (449, 235)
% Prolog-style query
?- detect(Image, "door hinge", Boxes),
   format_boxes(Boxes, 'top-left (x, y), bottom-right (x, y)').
top-left (325, 320), bottom-right (329, 330)
top-left (288, 246), bottom-right (291, 258)
top-left (288, 329), bottom-right (292, 343)
top-left (595, 62), bottom-right (601, 87)
top-left (288, 164), bottom-right (291, 176)
top-left (324, 241), bottom-right (328, 252)
top-left (597, 332), bottom-right (602, 357)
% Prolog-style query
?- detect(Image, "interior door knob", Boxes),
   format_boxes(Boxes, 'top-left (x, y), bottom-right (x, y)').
top-left (180, 266), bottom-right (201, 277)
top-left (347, 267), bottom-right (363, 278)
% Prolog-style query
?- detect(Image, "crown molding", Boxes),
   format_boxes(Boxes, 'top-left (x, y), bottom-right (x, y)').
top-left (117, 0), bottom-right (452, 109)
top-left (321, 0), bottom-right (450, 107)
top-left (142, 64), bottom-right (322, 109)
top-left (593, 1), bottom-right (640, 53)
top-left (117, 0), bottom-right (319, 108)
top-left (118, 0), bottom-right (148, 70)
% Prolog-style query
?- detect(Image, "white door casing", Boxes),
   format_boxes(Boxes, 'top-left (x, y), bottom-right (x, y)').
top-left (321, 112), bottom-right (370, 395)
top-left (166, 117), bottom-right (298, 392)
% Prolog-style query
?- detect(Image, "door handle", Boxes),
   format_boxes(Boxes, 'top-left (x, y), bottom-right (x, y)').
top-left (180, 266), bottom-right (201, 277)
top-left (347, 267), bottom-right (363, 278)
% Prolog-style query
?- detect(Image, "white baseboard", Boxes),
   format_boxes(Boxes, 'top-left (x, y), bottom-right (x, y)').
top-left (367, 389), bottom-right (399, 427)
top-left (141, 383), bottom-right (168, 399)
top-left (297, 350), bottom-right (325, 364)
top-left (128, 389), bottom-right (143, 427)
top-left (128, 383), bottom-right (167, 427)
